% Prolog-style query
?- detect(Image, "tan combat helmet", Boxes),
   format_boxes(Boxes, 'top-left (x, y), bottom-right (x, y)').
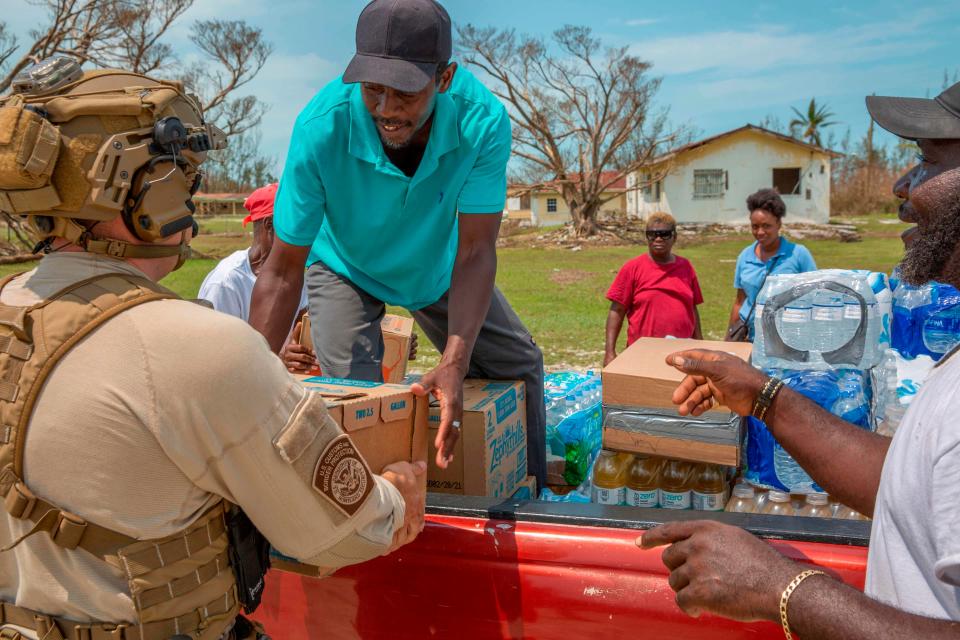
top-left (0, 56), bottom-right (226, 267)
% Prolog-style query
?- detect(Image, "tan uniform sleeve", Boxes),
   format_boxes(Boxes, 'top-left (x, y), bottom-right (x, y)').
top-left (136, 302), bottom-right (405, 567)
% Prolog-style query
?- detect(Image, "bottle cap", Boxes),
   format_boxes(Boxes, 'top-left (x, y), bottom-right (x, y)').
top-left (733, 484), bottom-right (755, 498)
top-left (806, 493), bottom-right (829, 505)
top-left (768, 490), bottom-right (790, 502)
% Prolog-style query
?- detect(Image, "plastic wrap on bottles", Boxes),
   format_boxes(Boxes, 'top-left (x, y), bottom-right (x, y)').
top-left (891, 281), bottom-right (960, 359)
top-left (753, 270), bottom-right (887, 371)
top-left (602, 406), bottom-right (742, 446)
top-left (544, 371), bottom-right (603, 486)
top-left (746, 368), bottom-right (873, 493)
top-left (874, 348), bottom-right (936, 436)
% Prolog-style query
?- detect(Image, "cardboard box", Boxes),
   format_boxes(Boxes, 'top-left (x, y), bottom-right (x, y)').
top-left (381, 314), bottom-right (414, 384)
top-left (275, 376), bottom-right (430, 577)
top-left (601, 338), bottom-right (752, 467)
top-left (602, 338), bottom-right (752, 414)
top-left (427, 379), bottom-right (527, 498)
top-left (297, 313), bottom-right (414, 383)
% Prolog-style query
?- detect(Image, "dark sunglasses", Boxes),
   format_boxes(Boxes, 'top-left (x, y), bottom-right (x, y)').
top-left (646, 229), bottom-right (675, 240)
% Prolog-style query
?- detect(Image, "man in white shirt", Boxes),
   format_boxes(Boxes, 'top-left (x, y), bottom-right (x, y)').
top-left (199, 184), bottom-right (309, 323)
top-left (640, 81), bottom-right (960, 638)
top-left (199, 183), bottom-right (316, 371)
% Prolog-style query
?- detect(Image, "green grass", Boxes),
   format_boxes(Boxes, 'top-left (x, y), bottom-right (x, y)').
top-left (3, 212), bottom-right (911, 373)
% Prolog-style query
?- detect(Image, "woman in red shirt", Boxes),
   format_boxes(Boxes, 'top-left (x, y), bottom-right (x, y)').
top-left (604, 212), bottom-right (703, 365)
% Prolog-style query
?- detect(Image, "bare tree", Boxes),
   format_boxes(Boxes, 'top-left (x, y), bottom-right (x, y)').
top-left (0, 1), bottom-right (275, 248)
top-left (184, 19), bottom-right (273, 137)
top-left (458, 24), bottom-right (685, 236)
top-left (203, 129), bottom-right (276, 193)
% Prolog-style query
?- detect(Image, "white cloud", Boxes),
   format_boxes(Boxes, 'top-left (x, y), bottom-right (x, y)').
top-left (240, 52), bottom-right (340, 171)
top-left (625, 18), bottom-right (659, 27)
top-left (631, 12), bottom-right (939, 76)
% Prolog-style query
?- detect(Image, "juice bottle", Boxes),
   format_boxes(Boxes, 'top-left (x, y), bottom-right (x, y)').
top-left (725, 483), bottom-right (757, 513)
top-left (659, 459), bottom-right (693, 510)
top-left (691, 464), bottom-right (728, 511)
top-left (592, 450), bottom-right (627, 505)
top-left (835, 504), bottom-right (869, 520)
top-left (798, 493), bottom-right (832, 518)
top-left (759, 490), bottom-right (796, 516)
top-left (625, 455), bottom-right (661, 508)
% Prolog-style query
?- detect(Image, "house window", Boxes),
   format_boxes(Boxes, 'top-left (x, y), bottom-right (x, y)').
top-left (546, 198), bottom-right (557, 213)
top-left (805, 188), bottom-right (812, 200)
top-left (693, 169), bottom-right (725, 198)
top-left (655, 181), bottom-right (661, 201)
top-left (773, 168), bottom-right (801, 195)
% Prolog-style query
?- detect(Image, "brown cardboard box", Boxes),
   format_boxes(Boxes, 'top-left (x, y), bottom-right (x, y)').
top-left (601, 338), bottom-right (752, 467)
top-left (427, 379), bottom-right (527, 498)
top-left (602, 338), bottom-right (752, 413)
top-left (276, 375), bottom-right (430, 577)
top-left (298, 313), bottom-right (414, 383)
top-left (381, 314), bottom-right (414, 383)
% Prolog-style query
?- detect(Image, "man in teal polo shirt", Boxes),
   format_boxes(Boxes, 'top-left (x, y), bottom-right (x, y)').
top-left (249, 0), bottom-right (546, 489)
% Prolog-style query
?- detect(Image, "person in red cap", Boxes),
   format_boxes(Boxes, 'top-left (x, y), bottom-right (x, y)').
top-left (199, 184), bottom-right (316, 370)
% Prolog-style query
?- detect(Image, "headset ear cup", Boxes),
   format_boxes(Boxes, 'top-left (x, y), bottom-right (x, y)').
top-left (127, 161), bottom-right (196, 242)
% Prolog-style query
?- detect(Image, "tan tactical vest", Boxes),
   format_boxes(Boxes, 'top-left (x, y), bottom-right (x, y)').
top-left (0, 272), bottom-right (239, 640)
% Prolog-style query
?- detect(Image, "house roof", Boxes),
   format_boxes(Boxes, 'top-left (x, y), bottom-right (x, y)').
top-left (510, 170), bottom-right (627, 193)
top-left (194, 192), bottom-right (250, 202)
top-left (651, 124), bottom-right (841, 164)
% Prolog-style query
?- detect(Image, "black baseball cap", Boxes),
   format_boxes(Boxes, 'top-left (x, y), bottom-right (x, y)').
top-left (343, 0), bottom-right (452, 93)
top-left (866, 81), bottom-right (960, 140)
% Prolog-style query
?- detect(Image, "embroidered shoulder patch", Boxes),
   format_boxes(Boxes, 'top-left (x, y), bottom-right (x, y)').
top-left (313, 434), bottom-right (374, 517)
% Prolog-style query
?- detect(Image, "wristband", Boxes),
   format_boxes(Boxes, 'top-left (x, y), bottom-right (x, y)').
top-left (779, 569), bottom-right (827, 639)
top-left (751, 376), bottom-right (784, 422)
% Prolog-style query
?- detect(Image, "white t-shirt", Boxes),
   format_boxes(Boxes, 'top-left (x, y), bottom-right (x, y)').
top-left (198, 249), bottom-right (308, 323)
top-left (866, 348), bottom-right (960, 620)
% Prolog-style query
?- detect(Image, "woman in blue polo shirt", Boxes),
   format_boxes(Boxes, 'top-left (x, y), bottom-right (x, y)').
top-left (725, 188), bottom-right (817, 341)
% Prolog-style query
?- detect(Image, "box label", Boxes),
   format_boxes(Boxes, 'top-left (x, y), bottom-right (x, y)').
top-left (489, 420), bottom-right (525, 474)
top-left (304, 376), bottom-right (382, 388)
top-left (494, 388), bottom-right (517, 423)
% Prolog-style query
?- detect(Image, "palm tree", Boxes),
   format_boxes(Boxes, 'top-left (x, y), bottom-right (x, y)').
top-left (790, 98), bottom-right (838, 147)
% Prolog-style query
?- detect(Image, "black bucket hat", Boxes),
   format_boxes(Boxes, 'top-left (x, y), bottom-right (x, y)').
top-left (866, 81), bottom-right (960, 140)
top-left (343, 0), bottom-right (452, 93)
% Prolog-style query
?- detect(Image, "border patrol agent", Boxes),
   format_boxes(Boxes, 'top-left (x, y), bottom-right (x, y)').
top-left (249, 0), bottom-right (547, 490)
top-left (0, 59), bottom-right (425, 640)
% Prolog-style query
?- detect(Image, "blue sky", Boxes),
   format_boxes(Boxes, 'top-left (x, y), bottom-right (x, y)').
top-left (6, 0), bottom-right (960, 173)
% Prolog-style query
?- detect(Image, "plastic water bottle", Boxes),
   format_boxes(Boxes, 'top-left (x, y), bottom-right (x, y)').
top-left (842, 297), bottom-right (861, 343)
top-left (778, 296), bottom-right (812, 352)
top-left (773, 443), bottom-right (812, 492)
top-left (547, 394), bottom-right (567, 428)
top-left (922, 303), bottom-right (960, 355)
top-left (754, 288), bottom-right (769, 357)
top-left (565, 393), bottom-right (578, 415)
top-left (811, 291), bottom-right (844, 352)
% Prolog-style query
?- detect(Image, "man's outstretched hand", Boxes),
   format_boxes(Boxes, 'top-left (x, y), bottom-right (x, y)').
top-left (411, 361), bottom-right (464, 468)
top-left (666, 349), bottom-right (768, 417)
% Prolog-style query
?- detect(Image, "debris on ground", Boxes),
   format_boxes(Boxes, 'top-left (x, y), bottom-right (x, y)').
top-left (498, 216), bottom-right (862, 249)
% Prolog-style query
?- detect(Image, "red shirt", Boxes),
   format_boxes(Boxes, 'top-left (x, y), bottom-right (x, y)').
top-left (606, 253), bottom-right (704, 344)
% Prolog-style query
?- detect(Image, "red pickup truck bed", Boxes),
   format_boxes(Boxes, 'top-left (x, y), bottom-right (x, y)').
top-left (252, 494), bottom-right (870, 639)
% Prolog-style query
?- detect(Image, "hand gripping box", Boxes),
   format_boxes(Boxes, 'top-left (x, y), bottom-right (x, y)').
top-left (427, 379), bottom-right (527, 498)
top-left (601, 338), bottom-right (753, 467)
top-left (271, 375), bottom-right (429, 577)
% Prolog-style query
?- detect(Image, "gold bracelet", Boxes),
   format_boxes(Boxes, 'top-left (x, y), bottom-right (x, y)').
top-left (779, 569), bottom-right (827, 639)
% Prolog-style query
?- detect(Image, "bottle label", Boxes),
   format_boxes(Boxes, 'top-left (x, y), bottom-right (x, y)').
top-left (593, 486), bottom-right (625, 506)
top-left (782, 307), bottom-right (809, 323)
top-left (626, 488), bottom-right (659, 508)
top-left (660, 490), bottom-right (691, 510)
top-left (813, 306), bottom-right (842, 322)
top-left (692, 491), bottom-right (726, 511)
